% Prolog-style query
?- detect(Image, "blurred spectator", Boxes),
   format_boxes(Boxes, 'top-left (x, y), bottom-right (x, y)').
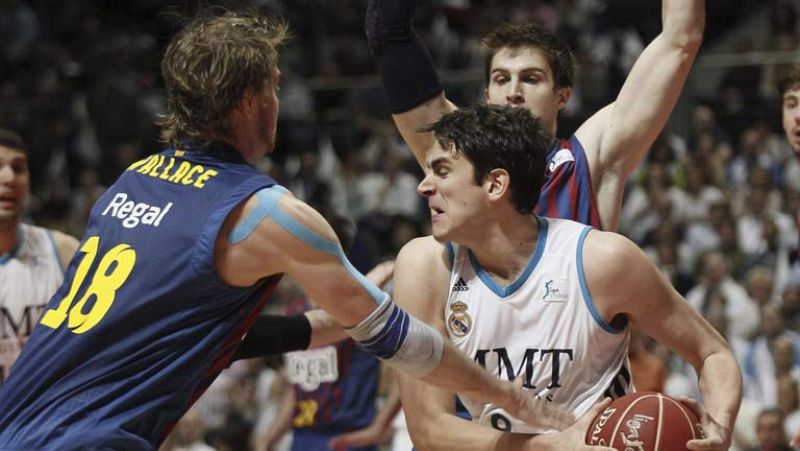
top-left (743, 305), bottom-right (800, 406)
top-left (751, 407), bottom-right (792, 451)
top-left (686, 250), bottom-right (760, 339)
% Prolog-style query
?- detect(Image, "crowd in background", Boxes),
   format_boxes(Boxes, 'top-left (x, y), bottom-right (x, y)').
top-left (2, 0), bottom-right (800, 449)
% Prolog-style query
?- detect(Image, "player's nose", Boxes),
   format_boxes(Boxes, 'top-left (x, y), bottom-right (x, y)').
top-left (506, 84), bottom-right (524, 104)
top-left (0, 165), bottom-right (13, 184)
top-left (417, 174), bottom-right (434, 197)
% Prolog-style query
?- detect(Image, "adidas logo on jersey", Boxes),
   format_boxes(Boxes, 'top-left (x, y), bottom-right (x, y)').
top-left (452, 277), bottom-right (469, 291)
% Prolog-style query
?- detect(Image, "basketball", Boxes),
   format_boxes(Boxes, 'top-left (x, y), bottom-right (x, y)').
top-left (585, 392), bottom-right (704, 450)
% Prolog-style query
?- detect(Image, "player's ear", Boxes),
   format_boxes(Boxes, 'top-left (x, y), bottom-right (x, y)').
top-left (236, 86), bottom-right (258, 118)
top-left (556, 86), bottom-right (571, 110)
top-left (485, 168), bottom-right (510, 202)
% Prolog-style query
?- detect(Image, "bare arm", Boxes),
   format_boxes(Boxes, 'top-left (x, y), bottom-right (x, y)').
top-left (576, 0), bottom-right (704, 231)
top-left (306, 261), bottom-right (394, 347)
top-left (260, 388), bottom-right (296, 451)
top-left (583, 231), bottom-right (740, 450)
top-left (393, 94), bottom-right (458, 168)
top-left (50, 230), bottom-right (79, 270)
top-left (327, 368), bottom-right (401, 449)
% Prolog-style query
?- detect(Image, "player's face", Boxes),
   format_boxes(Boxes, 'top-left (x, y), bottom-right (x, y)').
top-left (485, 47), bottom-right (568, 133)
top-left (755, 413), bottom-right (786, 449)
top-left (256, 69), bottom-right (281, 155)
top-left (418, 142), bottom-right (487, 242)
top-left (782, 86), bottom-right (800, 157)
top-left (0, 145), bottom-right (29, 222)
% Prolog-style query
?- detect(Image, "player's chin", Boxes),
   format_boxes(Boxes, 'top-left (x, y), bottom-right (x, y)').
top-left (430, 227), bottom-right (451, 243)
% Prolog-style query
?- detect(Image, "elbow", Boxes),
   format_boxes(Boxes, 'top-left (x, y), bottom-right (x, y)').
top-left (664, 26), bottom-right (704, 55)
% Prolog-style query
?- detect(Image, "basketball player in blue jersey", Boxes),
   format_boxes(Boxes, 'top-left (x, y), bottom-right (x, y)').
top-left (392, 104), bottom-right (741, 450)
top-left (366, 0), bottom-right (704, 232)
top-left (0, 129), bottom-right (79, 386)
top-left (0, 12), bottom-right (571, 450)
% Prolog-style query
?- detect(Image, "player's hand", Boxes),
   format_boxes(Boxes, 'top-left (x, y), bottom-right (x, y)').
top-left (679, 396), bottom-right (730, 451)
top-left (792, 431), bottom-right (800, 447)
top-left (365, 260), bottom-right (395, 288)
top-left (526, 398), bottom-right (615, 450)
top-left (327, 420), bottom-right (394, 450)
top-left (496, 378), bottom-right (574, 431)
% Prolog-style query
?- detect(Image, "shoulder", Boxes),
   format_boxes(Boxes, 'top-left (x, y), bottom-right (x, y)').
top-left (216, 186), bottom-right (339, 285)
top-left (48, 229), bottom-right (80, 269)
top-left (235, 186), bottom-right (339, 246)
top-left (394, 236), bottom-right (451, 312)
top-left (397, 236), bottom-right (450, 270)
top-left (581, 229), bottom-right (644, 278)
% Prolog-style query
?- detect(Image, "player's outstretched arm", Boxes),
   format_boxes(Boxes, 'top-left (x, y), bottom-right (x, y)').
top-left (576, 0), bottom-right (704, 231)
top-left (328, 370), bottom-right (400, 449)
top-left (232, 260), bottom-right (394, 361)
top-left (582, 231), bottom-right (741, 451)
top-left (217, 187), bottom-right (555, 414)
top-left (365, 0), bottom-right (457, 167)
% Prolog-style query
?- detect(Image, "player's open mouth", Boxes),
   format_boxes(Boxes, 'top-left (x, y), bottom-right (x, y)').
top-left (430, 207), bottom-right (444, 217)
top-left (0, 194), bottom-right (17, 204)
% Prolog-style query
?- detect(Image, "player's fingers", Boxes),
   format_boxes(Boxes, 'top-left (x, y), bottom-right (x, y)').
top-left (677, 396), bottom-right (704, 417)
top-left (686, 437), bottom-right (724, 451)
top-left (515, 394), bottom-right (574, 431)
top-left (328, 432), bottom-right (359, 449)
top-left (580, 397), bottom-right (612, 423)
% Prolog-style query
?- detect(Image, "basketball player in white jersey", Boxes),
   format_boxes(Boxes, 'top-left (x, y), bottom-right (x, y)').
top-left (777, 66), bottom-right (800, 448)
top-left (0, 129), bottom-right (79, 385)
top-left (393, 105), bottom-right (741, 450)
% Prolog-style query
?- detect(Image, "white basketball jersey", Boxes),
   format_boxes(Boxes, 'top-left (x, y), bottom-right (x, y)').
top-left (0, 224), bottom-right (66, 384)
top-left (445, 217), bottom-right (632, 433)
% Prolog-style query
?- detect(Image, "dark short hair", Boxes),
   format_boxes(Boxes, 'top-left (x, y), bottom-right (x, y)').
top-left (481, 23), bottom-right (574, 89)
top-left (778, 64), bottom-right (800, 97)
top-left (159, 10), bottom-right (288, 147)
top-left (420, 104), bottom-right (551, 213)
top-left (0, 129), bottom-right (28, 156)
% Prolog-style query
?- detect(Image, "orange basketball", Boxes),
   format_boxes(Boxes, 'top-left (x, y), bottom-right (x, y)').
top-left (585, 392), bottom-right (704, 450)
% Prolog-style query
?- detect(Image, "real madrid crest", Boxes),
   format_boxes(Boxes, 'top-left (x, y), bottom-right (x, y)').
top-left (447, 300), bottom-right (472, 337)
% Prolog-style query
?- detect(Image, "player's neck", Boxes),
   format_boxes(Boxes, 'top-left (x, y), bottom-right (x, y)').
top-left (0, 220), bottom-right (21, 256)
top-left (467, 213), bottom-right (539, 285)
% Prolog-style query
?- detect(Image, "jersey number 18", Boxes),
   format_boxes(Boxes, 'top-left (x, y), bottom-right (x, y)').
top-left (40, 235), bottom-right (137, 334)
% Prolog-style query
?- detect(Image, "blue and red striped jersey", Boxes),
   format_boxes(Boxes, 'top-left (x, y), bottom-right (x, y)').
top-left (534, 136), bottom-right (601, 229)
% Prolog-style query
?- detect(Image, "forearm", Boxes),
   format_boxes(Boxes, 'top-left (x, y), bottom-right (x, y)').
top-left (662, 0), bottom-right (704, 50)
top-left (408, 409), bottom-right (551, 451)
top-left (305, 309), bottom-right (347, 347)
top-left (373, 381), bottom-right (402, 431)
top-left (366, 0), bottom-right (442, 114)
top-left (696, 350), bottom-right (742, 434)
top-left (421, 341), bottom-right (511, 406)
top-left (232, 314), bottom-right (311, 361)
top-left (262, 390), bottom-right (296, 447)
